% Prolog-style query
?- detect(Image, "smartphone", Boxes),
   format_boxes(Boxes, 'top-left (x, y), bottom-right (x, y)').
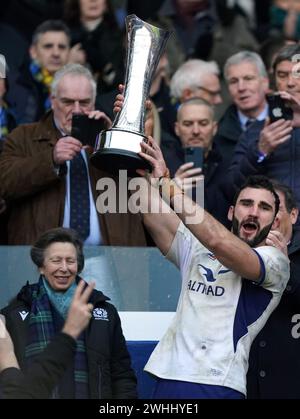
top-left (267, 94), bottom-right (293, 123)
top-left (71, 114), bottom-right (106, 147)
top-left (184, 147), bottom-right (203, 169)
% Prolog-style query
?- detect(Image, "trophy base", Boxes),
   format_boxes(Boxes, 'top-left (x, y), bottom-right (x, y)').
top-left (91, 128), bottom-right (151, 176)
top-left (90, 148), bottom-right (151, 177)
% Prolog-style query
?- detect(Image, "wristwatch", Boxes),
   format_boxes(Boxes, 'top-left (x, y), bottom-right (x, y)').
top-left (257, 150), bottom-right (268, 163)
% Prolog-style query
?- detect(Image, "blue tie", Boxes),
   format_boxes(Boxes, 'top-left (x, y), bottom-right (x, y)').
top-left (69, 152), bottom-right (90, 241)
top-left (245, 119), bottom-right (256, 130)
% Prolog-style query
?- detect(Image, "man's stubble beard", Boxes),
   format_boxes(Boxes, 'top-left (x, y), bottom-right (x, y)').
top-left (231, 216), bottom-right (274, 248)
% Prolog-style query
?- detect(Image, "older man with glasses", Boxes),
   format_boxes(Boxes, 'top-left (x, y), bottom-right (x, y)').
top-left (0, 63), bottom-right (148, 247)
top-left (170, 59), bottom-right (223, 107)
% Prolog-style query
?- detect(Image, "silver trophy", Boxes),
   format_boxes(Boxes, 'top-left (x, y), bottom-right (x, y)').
top-left (91, 15), bottom-right (171, 175)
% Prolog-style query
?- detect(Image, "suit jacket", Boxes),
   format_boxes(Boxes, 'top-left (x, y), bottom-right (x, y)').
top-left (213, 104), bottom-right (243, 171)
top-left (0, 111), bottom-right (147, 246)
top-left (247, 227), bottom-right (300, 399)
top-left (161, 136), bottom-right (230, 226)
top-left (224, 121), bottom-right (300, 225)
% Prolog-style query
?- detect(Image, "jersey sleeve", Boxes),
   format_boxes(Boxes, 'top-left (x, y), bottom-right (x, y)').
top-left (166, 222), bottom-right (206, 273)
top-left (254, 246), bottom-right (290, 295)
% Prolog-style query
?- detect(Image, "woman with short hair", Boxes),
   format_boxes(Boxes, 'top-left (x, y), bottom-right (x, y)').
top-left (1, 227), bottom-right (137, 399)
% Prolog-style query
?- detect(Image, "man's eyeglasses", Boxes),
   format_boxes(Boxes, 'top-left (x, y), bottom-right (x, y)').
top-left (196, 86), bottom-right (221, 97)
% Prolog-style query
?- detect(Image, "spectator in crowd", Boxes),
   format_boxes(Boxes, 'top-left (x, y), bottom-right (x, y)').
top-left (0, 280), bottom-right (95, 399)
top-left (224, 44), bottom-right (300, 222)
top-left (247, 181), bottom-right (300, 399)
top-left (259, 35), bottom-right (294, 90)
top-left (64, 0), bottom-right (124, 93)
top-left (6, 20), bottom-right (72, 124)
top-left (170, 59), bottom-right (222, 107)
top-left (214, 51), bottom-right (270, 170)
top-left (134, 137), bottom-right (289, 399)
top-left (161, 58), bottom-right (222, 142)
top-left (0, 63), bottom-right (147, 246)
top-left (1, 227), bottom-right (137, 399)
top-left (161, 98), bottom-right (228, 224)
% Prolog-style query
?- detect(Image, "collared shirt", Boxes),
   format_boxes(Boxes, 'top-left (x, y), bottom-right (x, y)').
top-left (238, 105), bottom-right (268, 131)
top-left (63, 150), bottom-right (101, 245)
top-left (55, 122), bottom-right (101, 245)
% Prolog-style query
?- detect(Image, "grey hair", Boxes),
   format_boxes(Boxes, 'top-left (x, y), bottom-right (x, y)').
top-left (170, 59), bottom-right (220, 101)
top-left (224, 51), bottom-right (268, 80)
top-left (51, 63), bottom-right (97, 104)
top-left (177, 97), bottom-right (215, 121)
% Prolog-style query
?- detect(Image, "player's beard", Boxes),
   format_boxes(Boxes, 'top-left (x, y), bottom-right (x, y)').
top-left (231, 216), bottom-right (274, 248)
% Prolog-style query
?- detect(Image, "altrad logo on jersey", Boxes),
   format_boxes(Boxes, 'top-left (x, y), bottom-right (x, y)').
top-left (187, 264), bottom-right (231, 296)
top-left (198, 264), bottom-right (230, 282)
top-left (187, 280), bottom-right (225, 296)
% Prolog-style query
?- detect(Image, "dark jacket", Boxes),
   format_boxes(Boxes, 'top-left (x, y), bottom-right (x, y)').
top-left (213, 104), bottom-right (243, 170)
top-left (0, 105), bottom-right (17, 137)
top-left (0, 332), bottom-right (76, 399)
top-left (6, 58), bottom-right (49, 124)
top-left (247, 227), bottom-right (300, 399)
top-left (69, 20), bottom-right (124, 93)
top-left (1, 282), bottom-right (137, 399)
top-left (151, 80), bottom-right (177, 139)
top-left (161, 136), bottom-right (230, 225)
top-left (0, 111), bottom-right (147, 245)
top-left (224, 122), bottom-right (300, 222)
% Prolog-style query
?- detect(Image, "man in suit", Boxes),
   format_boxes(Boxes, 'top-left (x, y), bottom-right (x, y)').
top-left (247, 182), bottom-right (300, 399)
top-left (0, 63), bottom-right (147, 246)
top-left (214, 50), bottom-right (270, 169)
top-left (162, 97), bottom-right (228, 225)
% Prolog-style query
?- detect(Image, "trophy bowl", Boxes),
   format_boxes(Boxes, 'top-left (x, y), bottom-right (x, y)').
top-left (91, 14), bottom-right (171, 176)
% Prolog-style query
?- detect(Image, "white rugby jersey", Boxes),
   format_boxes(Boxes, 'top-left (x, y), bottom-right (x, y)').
top-left (144, 222), bottom-right (290, 396)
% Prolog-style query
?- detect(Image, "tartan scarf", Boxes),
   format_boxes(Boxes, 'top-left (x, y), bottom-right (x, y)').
top-left (25, 275), bottom-right (89, 399)
top-left (43, 278), bottom-right (76, 319)
top-left (29, 61), bottom-right (52, 112)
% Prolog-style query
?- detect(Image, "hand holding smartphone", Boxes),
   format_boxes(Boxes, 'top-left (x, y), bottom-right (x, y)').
top-left (267, 94), bottom-right (293, 123)
top-left (71, 114), bottom-right (106, 148)
top-left (184, 147), bottom-right (204, 169)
